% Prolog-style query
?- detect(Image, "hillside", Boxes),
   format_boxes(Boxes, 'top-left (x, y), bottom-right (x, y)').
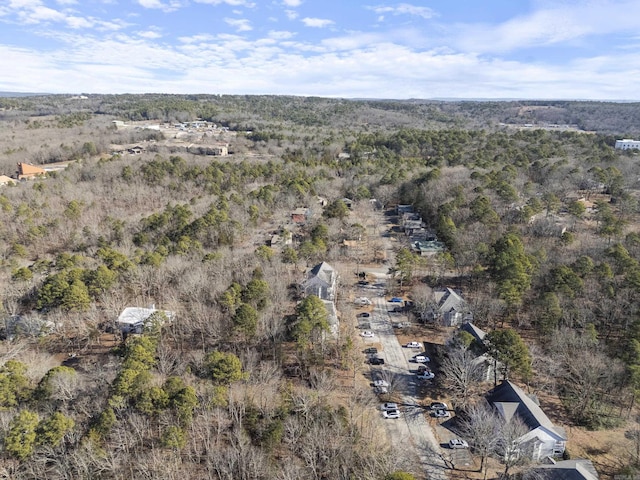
top-left (0, 95), bottom-right (638, 479)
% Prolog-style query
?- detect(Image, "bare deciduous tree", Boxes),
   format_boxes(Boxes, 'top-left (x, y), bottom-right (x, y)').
top-left (440, 346), bottom-right (484, 405)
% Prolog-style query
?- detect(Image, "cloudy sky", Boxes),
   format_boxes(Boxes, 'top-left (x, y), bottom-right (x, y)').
top-left (1, 0), bottom-right (639, 99)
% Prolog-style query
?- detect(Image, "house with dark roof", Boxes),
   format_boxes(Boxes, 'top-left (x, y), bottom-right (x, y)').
top-left (461, 321), bottom-right (487, 344)
top-left (533, 459), bottom-right (599, 480)
top-left (487, 380), bottom-right (567, 461)
top-left (301, 262), bottom-right (338, 301)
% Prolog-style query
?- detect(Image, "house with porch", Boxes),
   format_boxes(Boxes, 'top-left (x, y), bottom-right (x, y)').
top-left (487, 380), bottom-right (567, 461)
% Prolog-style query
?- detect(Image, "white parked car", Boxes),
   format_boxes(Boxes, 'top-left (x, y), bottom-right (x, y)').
top-left (449, 439), bottom-right (469, 449)
top-left (380, 402), bottom-right (399, 411)
top-left (382, 409), bottom-right (400, 419)
top-left (404, 342), bottom-right (421, 349)
top-left (360, 330), bottom-right (375, 338)
top-left (373, 379), bottom-right (390, 388)
top-left (413, 355), bottom-right (430, 363)
top-left (417, 371), bottom-right (435, 380)
top-left (354, 297), bottom-right (372, 306)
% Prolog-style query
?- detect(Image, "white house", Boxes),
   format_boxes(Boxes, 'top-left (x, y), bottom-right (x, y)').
top-left (615, 139), bottom-right (640, 150)
top-left (117, 307), bottom-right (175, 334)
top-left (487, 381), bottom-right (567, 461)
top-left (301, 262), bottom-right (338, 301)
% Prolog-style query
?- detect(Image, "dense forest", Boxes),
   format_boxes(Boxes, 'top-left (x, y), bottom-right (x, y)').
top-left (0, 94), bottom-right (639, 479)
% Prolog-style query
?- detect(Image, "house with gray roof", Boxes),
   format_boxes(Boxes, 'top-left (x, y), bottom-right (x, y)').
top-left (424, 288), bottom-right (472, 326)
top-left (302, 262), bottom-right (338, 301)
top-left (533, 459), bottom-right (599, 480)
top-left (487, 380), bottom-right (567, 461)
top-left (461, 321), bottom-right (487, 344)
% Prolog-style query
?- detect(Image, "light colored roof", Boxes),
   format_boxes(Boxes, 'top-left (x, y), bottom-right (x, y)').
top-left (487, 381), bottom-right (566, 440)
top-left (307, 262), bottom-right (336, 286)
top-left (435, 288), bottom-right (466, 313)
top-left (117, 307), bottom-right (175, 326)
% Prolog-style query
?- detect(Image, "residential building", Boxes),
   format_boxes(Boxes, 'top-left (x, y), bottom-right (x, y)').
top-left (412, 240), bottom-right (446, 256)
top-left (116, 307), bottom-right (175, 334)
top-left (16, 163), bottom-right (46, 180)
top-left (291, 207), bottom-right (310, 224)
top-left (532, 459), bottom-right (599, 480)
top-left (301, 262), bottom-right (338, 301)
top-left (487, 380), bottom-right (567, 461)
top-left (425, 287), bottom-right (472, 326)
top-left (0, 175), bottom-right (16, 186)
top-left (615, 139), bottom-right (640, 150)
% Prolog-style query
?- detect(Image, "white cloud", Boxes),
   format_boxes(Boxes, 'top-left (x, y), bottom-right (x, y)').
top-left (138, 30), bottom-right (163, 39)
top-left (301, 17), bottom-right (334, 28)
top-left (65, 15), bottom-right (93, 28)
top-left (369, 3), bottom-right (436, 20)
top-left (282, 0), bottom-right (302, 6)
top-left (224, 17), bottom-right (252, 32)
top-left (268, 30), bottom-right (295, 40)
top-left (453, 0), bottom-right (640, 54)
top-left (193, 0), bottom-right (256, 6)
top-left (284, 9), bottom-right (298, 20)
top-left (178, 33), bottom-right (216, 44)
top-left (1, 0), bottom-right (640, 100)
top-left (136, 0), bottom-right (183, 12)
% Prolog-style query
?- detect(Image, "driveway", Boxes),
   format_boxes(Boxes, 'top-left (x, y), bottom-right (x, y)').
top-left (363, 295), bottom-right (448, 480)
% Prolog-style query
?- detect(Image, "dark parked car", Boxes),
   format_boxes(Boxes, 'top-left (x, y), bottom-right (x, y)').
top-left (357, 312), bottom-right (371, 318)
top-left (369, 357), bottom-right (385, 365)
top-left (364, 347), bottom-right (378, 354)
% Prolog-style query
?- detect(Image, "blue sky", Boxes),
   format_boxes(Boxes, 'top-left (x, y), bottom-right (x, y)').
top-left (1, 0), bottom-right (639, 99)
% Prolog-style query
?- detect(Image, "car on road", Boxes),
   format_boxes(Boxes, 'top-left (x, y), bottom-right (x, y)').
top-left (392, 322), bottom-right (407, 329)
top-left (413, 355), bottom-right (430, 363)
top-left (360, 330), bottom-right (375, 338)
top-left (364, 347), bottom-right (378, 354)
top-left (369, 357), bottom-right (385, 365)
top-left (389, 297), bottom-right (404, 303)
top-left (373, 379), bottom-right (390, 388)
top-left (417, 371), bottom-right (435, 380)
top-left (417, 365), bottom-right (430, 373)
top-left (354, 297), bottom-right (372, 306)
top-left (429, 402), bottom-right (448, 411)
top-left (373, 385), bottom-right (389, 394)
top-left (382, 409), bottom-right (400, 419)
top-left (380, 402), bottom-right (399, 411)
top-left (404, 342), bottom-right (421, 349)
top-left (433, 408), bottom-right (450, 418)
top-left (357, 312), bottom-right (371, 318)
top-left (448, 439), bottom-right (469, 449)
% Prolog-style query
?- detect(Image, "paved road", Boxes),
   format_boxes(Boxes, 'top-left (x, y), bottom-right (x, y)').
top-left (359, 288), bottom-right (447, 480)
